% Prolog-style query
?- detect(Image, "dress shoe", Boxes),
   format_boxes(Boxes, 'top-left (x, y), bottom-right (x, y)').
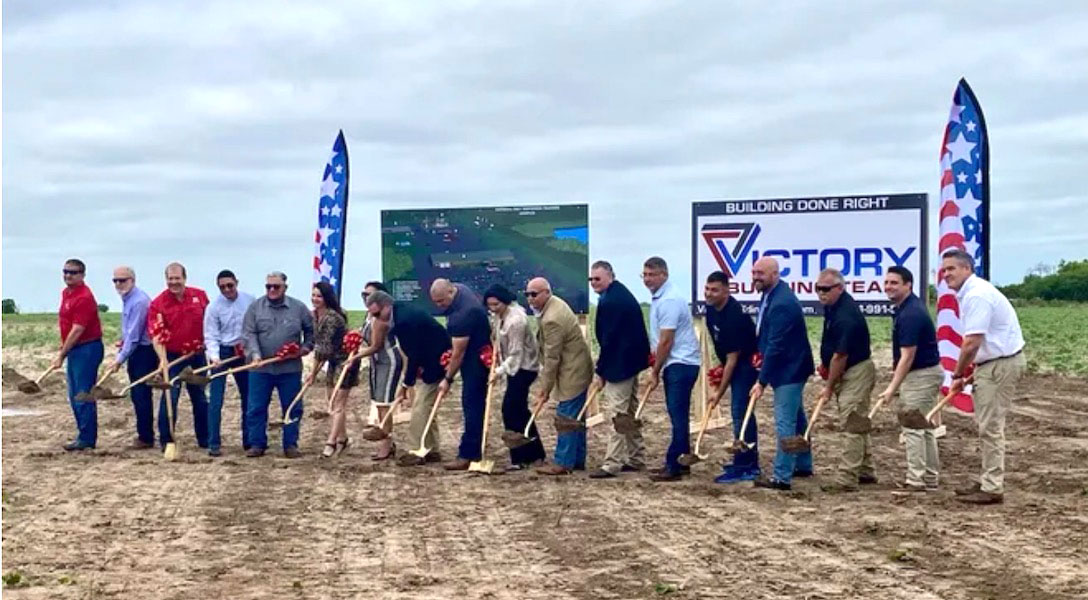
top-left (128, 439), bottom-right (154, 450)
top-left (208, 448), bottom-right (222, 457)
top-left (793, 469), bottom-right (814, 478)
top-left (956, 490), bottom-right (1004, 505)
top-left (820, 482), bottom-right (859, 493)
top-left (283, 446), bottom-right (302, 459)
top-left (649, 470), bottom-right (684, 482)
top-left (859, 474), bottom-right (879, 485)
top-left (245, 448), bottom-right (266, 458)
top-left (955, 482), bottom-right (982, 496)
top-left (443, 458), bottom-right (472, 471)
top-left (621, 464), bottom-right (642, 473)
top-left (398, 454), bottom-right (425, 467)
top-left (753, 478), bottom-right (791, 491)
top-left (424, 452), bottom-right (444, 464)
top-left (588, 468), bottom-right (617, 479)
top-left (535, 464), bottom-right (572, 476)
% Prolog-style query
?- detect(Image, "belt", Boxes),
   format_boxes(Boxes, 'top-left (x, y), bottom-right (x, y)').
top-left (977, 349), bottom-right (1023, 367)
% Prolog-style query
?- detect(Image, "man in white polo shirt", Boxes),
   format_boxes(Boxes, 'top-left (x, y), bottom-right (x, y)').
top-left (941, 249), bottom-right (1026, 505)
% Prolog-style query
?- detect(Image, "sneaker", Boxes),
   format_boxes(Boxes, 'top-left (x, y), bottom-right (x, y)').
top-left (714, 468), bottom-right (760, 485)
top-left (753, 478), bottom-right (791, 491)
top-left (245, 448), bottom-right (266, 458)
top-left (859, 474), bottom-right (879, 485)
top-left (208, 448), bottom-right (222, 457)
top-left (588, 468), bottom-right (618, 479)
top-left (63, 441), bottom-right (93, 452)
top-left (956, 490), bottom-right (1003, 505)
top-left (283, 446), bottom-right (302, 459)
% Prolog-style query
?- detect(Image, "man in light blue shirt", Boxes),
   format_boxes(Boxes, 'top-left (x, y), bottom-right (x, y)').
top-left (109, 266), bottom-right (158, 449)
top-left (203, 269), bottom-right (255, 456)
top-left (643, 256), bottom-right (701, 481)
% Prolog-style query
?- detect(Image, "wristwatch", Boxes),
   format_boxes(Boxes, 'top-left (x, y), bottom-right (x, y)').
top-left (444, 374), bottom-right (455, 384)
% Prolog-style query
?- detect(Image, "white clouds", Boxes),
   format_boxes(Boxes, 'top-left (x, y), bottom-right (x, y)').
top-left (3, 1), bottom-right (1087, 311)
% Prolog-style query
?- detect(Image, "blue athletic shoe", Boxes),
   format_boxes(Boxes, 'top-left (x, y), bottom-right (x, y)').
top-left (715, 467), bottom-right (761, 485)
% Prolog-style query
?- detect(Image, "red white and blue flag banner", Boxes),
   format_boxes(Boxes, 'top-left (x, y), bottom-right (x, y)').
top-left (936, 79), bottom-right (989, 414)
top-left (313, 130), bottom-right (350, 300)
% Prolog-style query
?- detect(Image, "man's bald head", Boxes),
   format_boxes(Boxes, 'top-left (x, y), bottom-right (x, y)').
top-left (751, 256), bottom-right (781, 293)
top-left (525, 277), bottom-right (552, 311)
top-left (430, 278), bottom-right (457, 311)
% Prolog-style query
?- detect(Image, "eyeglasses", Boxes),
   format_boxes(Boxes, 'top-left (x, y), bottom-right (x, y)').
top-left (265, 284), bottom-right (284, 291)
top-left (815, 283), bottom-right (841, 293)
top-left (63, 269), bottom-right (83, 276)
top-left (524, 291), bottom-right (540, 298)
top-left (112, 277), bottom-right (131, 284)
top-left (587, 277), bottom-right (601, 282)
top-left (218, 282), bottom-right (236, 291)
top-left (361, 292), bottom-right (371, 299)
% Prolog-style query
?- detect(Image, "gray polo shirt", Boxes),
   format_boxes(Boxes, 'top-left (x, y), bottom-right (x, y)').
top-left (242, 295), bottom-right (315, 375)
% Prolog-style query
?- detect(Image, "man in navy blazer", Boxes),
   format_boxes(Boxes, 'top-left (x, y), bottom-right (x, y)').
top-left (748, 257), bottom-right (815, 490)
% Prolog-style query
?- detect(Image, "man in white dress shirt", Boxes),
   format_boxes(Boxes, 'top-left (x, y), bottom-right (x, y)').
top-left (941, 249), bottom-right (1026, 505)
top-left (204, 269), bottom-right (255, 457)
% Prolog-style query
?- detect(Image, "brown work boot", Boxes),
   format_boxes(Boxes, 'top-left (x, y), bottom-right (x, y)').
top-left (536, 464), bottom-right (572, 476)
top-left (128, 438), bottom-right (154, 450)
top-left (443, 458), bottom-right (471, 471)
top-left (955, 482), bottom-right (982, 496)
top-left (398, 454), bottom-right (425, 467)
top-left (283, 446), bottom-right (302, 459)
top-left (956, 491), bottom-right (1004, 505)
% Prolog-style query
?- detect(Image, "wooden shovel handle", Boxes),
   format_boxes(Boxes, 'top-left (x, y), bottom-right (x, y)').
top-left (283, 360), bottom-right (325, 423)
top-left (803, 392), bottom-right (830, 440)
top-left (325, 350), bottom-right (362, 412)
top-left (633, 381), bottom-right (658, 420)
top-left (375, 395), bottom-right (404, 430)
top-left (217, 355), bottom-right (284, 378)
top-left (35, 365), bottom-right (60, 385)
top-left (477, 337), bottom-right (502, 455)
top-left (925, 377), bottom-right (972, 422)
top-left (867, 394), bottom-right (888, 420)
top-left (575, 384), bottom-right (601, 421)
top-left (124, 352), bottom-right (193, 393)
top-left (692, 397), bottom-right (714, 454)
top-left (415, 389), bottom-right (448, 451)
top-left (192, 355), bottom-right (241, 376)
top-left (735, 389), bottom-right (758, 445)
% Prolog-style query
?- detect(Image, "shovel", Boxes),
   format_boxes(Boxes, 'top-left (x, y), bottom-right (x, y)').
top-left (409, 389), bottom-right (448, 458)
top-left (612, 381), bottom-right (658, 435)
top-left (74, 365), bottom-right (120, 401)
top-left (361, 395), bottom-right (405, 441)
top-left (280, 359), bottom-right (328, 427)
top-left (554, 384), bottom-right (601, 434)
top-left (726, 388), bottom-right (759, 455)
top-left (207, 355), bottom-right (285, 382)
top-left (502, 391), bottom-right (549, 449)
top-left (174, 356), bottom-right (241, 386)
top-left (18, 365), bottom-right (61, 394)
top-left (898, 380), bottom-right (970, 430)
top-left (781, 390), bottom-right (830, 454)
top-left (678, 397), bottom-right (717, 466)
top-left (152, 343), bottom-right (179, 462)
top-left (92, 354), bottom-right (195, 400)
top-left (467, 344), bottom-right (500, 476)
top-left (843, 393), bottom-right (891, 435)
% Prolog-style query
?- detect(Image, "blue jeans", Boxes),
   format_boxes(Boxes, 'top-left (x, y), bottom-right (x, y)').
top-left (457, 367), bottom-right (488, 461)
top-left (66, 340), bottom-right (104, 447)
top-left (663, 363), bottom-right (700, 474)
top-left (728, 366), bottom-right (759, 470)
top-left (158, 353), bottom-right (209, 448)
top-left (772, 382), bottom-right (813, 484)
top-left (554, 389), bottom-right (587, 469)
top-left (246, 371), bottom-right (303, 451)
top-left (126, 344), bottom-right (158, 445)
top-left (208, 346), bottom-right (251, 451)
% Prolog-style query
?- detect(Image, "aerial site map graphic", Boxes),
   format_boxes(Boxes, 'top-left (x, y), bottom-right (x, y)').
top-left (381, 204), bottom-right (589, 314)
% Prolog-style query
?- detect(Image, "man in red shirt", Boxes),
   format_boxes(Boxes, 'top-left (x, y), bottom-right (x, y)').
top-left (54, 258), bottom-right (105, 451)
top-left (147, 262), bottom-right (211, 450)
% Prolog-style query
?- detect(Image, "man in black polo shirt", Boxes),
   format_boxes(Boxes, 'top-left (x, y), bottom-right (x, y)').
top-left (816, 268), bottom-right (876, 493)
top-left (703, 271), bottom-right (761, 484)
top-left (878, 266), bottom-right (943, 491)
top-left (431, 279), bottom-right (492, 471)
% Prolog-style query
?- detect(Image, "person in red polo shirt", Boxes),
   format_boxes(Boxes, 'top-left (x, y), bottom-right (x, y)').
top-left (147, 262), bottom-right (211, 451)
top-left (54, 258), bottom-right (105, 451)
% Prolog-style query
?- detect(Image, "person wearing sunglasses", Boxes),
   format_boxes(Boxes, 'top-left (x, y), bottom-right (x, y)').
top-left (110, 265), bottom-right (157, 449)
top-left (814, 268), bottom-right (877, 494)
top-left (54, 258), bottom-right (105, 451)
top-left (748, 257), bottom-right (815, 492)
top-left (430, 278), bottom-right (491, 471)
top-left (203, 269), bottom-right (255, 457)
top-left (642, 257), bottom-right (701, 482)
top-left (241, 271), bottom-right (314, 458)
top-left (148, 262), bottom-right (211, 453)
top-left (586, 260), bottom-right (650, 479)
top-left (525, 277), bottom-right (594, 476)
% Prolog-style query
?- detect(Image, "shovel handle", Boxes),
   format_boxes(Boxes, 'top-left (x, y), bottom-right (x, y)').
top-left (477, 336), bottom-right (502, 456)
top-left (375, 395), bottom-right (404, 430)
top-left (123, 352), bottom-right (193, 393)
top-left (692, 397), bottom-right (714, 455)
top-left (193, 355), bottom-right (241, 376)
top-left (803, 392), bottom-right (830, 441)
top-left (35, 365), bottom-right (60, 385)
top-left (633, 381), bottom-right (657, 420)
top-left (925, 377), bottom-right (972, 422)
top-left (213, 355), bottom-right (285, 379)
top-left (524, 396), bottom-right (546, 437)
top-left (735, 388), bottom-right (758, 446)
top-left (282, 361), bottom-right (325, 423)
top-left (325, 350), bottom-right (363, 412)
top-left (575, 384), bottom-right (601, 421)
top-left (413, 389), bottom-right (448, 454)
top-left (867, 393), bottom-right (888, 420)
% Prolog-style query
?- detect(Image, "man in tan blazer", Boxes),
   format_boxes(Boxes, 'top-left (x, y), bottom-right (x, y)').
top-left (526, 277), bottom-right (593, 475)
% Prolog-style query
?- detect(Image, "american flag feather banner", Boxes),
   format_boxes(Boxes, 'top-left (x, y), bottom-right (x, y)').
top-left (936, 79), bottom-right (989, 414)
top-left (313, 130), bottom-right (350, 300)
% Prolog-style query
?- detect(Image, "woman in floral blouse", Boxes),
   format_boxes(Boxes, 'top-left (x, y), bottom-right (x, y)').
top-left (310, 281), bottom-right (358, 458)
top-left (484, 284), bottom-right (547, 469)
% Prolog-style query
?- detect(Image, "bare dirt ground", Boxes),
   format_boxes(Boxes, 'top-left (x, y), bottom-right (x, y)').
top-left (3, 347), bottom-right (1087, 599)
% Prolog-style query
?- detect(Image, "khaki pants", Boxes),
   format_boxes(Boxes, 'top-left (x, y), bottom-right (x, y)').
top-left (407, 381), bottom-right (441, 455)
top-left (973, 353), bottom-right (1026, 493)
top-left (834, 359), bottom-right (876, 486)
top-left (899, 365), bottom-right (943, 487)
top-left (600, 376), bottom-right (646, 473)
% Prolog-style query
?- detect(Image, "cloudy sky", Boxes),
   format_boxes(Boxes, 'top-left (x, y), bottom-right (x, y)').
top-left (3, 1), bottom-right (1086, 312)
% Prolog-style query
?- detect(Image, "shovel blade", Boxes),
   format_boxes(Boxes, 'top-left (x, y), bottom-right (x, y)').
top-left (897, 410), bottom-right (933, 430)
top-left (780, 436), bottom-right (810, 454)
top-left (676, 453), bottom-right (704, 467)
top-left (725, 439), bottom-right (752, 454)
top-left (553, 415), bottom-right (583, 433)
top-left (361, 426), bottom-right (389, 442)
top-left (181, 373), bottom-right (211, 386)
top-left (469, 460), bottom-right (496, 474)
top-left (501, 431), bottom-right (533, 449)
top-left (410, 446), bottom-right (431, 458)
top-left (612, 414), bottom-right (642, 435)
top-left (163, 443), bottom-right (178, 462)
top-left (17, 381), bottom-right (42, 394)
top-left (843, 411), bottom-right (872, 435)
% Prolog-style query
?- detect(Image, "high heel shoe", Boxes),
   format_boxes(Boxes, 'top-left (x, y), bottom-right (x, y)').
top-left (336, 437), bottom-right (351, 457)
top-left (321, 443), bottom-right (336, 458)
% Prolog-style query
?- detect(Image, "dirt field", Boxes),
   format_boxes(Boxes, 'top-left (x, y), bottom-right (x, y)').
top-left (3, 346), bottom-right (1087, 599)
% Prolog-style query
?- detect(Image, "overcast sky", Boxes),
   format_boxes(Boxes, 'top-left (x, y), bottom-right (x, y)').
top-left (3, 1), bottom-right (1086, 312)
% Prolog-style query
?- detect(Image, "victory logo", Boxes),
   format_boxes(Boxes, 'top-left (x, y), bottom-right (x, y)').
top-left (701, 223), bottom-right (760, 277)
